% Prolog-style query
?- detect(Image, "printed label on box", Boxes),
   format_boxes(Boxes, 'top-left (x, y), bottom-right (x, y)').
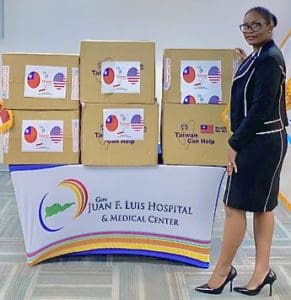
top-left (1, 66), bottom-right (9, 99)
top-left (71, 67), bottom-right (79, 100)
top-left (101, 61), bottom-right (140, 94)
top-left (181, 88), bottom-right (222, 104)
top-left (21, 120), bottom-right (64, 152)
top-left (163, 58), bottom-right (171, 90)
top-left (3, 130), bottom-right (9, 153)
top-left (103, 108), bottom-right (144, 141)
top-left (180, 61), bottom-right (222, 103)
top-left (24, 65), bottom-right (67, 98)
top-left (72, 119), bottom-right (79, 152)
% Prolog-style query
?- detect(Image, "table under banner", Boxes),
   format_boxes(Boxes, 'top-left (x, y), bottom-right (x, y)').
top-left (9, 164), bottom-right (226, 268)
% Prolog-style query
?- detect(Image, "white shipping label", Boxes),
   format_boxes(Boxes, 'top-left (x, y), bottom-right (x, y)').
top-left (72, 119), bottom-right (79, 152)
top-left (3, 130), bottom-right (9, 153)
top-left (163, 58), bottom-right (171, 90)
top-left (71, 67), bottom-right (79, 100)
top-left (1, 66), bottom-right (9, 99)
top-left (24, 65), bottom-right (67, 98)
top-left (101, 61), bottom-right (140, 94)
top-left (21, 120), bottom-right (64, 152)
top-left (103, 108), bottom-right (144, 141)
top-left (181, 87), bottom-right (222, 104)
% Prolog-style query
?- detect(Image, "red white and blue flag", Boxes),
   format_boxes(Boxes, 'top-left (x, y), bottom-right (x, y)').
top-left (53, 73), bottom-right (67, 90)
top-left (24, 126), bottom-right (38, 143)
top-left (105, 114), bottom-right (119, 132)
top-left (183, 95), bottom-right (196, 104)
top-left (183, 66), bottom-right (195, 83)
top-left (208, 66), bottom-right (221, 83)
top-left (200, 124), bottom-right (214, 134)
top-left (50, 126), bottom-right (63, 143)
top-left (127, 67), bottom-right (140, 85)
top-left (27, 71), bottom-right (41, 89)
top-left (103, 67), bottom-right (115, 85)
top-left (131, 114), bottom-right (144, 131)
top-left (208, 95), bottom-right (222, 104)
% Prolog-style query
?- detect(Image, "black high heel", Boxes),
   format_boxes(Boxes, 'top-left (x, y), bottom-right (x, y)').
top-left (195, 266), bottom-right (237, 295)
top-left (234, 269), bottom-right (277, 296)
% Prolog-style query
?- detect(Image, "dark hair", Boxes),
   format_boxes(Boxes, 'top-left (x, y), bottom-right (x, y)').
top-left (246, 6), bottom-right (278, 27)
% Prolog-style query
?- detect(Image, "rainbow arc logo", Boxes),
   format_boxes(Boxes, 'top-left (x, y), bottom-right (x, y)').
top-left (38, 179), bottom-right (88, 232)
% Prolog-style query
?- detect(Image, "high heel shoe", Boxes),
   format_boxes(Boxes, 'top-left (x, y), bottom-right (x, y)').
top-left (234, 269), bottom-right (277, 296)
top-left (195, 266), bottom-right (237, 295)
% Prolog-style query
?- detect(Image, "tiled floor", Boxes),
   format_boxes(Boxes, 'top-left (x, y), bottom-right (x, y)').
top-left (0, 164), bottom-right (291, 300)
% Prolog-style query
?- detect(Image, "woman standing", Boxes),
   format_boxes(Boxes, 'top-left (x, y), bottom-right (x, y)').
top-left (195, 6), bottom-right (288, 296)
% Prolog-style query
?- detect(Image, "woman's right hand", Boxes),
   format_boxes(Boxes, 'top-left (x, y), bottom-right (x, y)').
top-left (234, 48), bottom-right (247, 65)
top-left (227, 145), bottom-right (238, 176)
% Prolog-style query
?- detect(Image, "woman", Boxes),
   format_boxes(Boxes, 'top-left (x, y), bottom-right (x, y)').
top-left (195, 6), bottom-right (288, 296)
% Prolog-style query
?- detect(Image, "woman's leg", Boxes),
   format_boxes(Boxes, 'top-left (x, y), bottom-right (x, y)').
top-left (207, 205), bottom-right (247, 288)
top-left (245, 211), bottom-right (274, 289)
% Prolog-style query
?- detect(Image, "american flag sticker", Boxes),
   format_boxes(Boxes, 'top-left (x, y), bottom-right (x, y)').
top-left (208, 66), bottom-right (221, 83)
top-left (53, 73), bottom-right (66, 90)
top-left (49, 126), bottom-right (63, 143)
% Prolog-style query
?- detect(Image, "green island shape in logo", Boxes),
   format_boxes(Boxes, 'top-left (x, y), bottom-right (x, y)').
top-left (45, 202), bottom-right (75, 218)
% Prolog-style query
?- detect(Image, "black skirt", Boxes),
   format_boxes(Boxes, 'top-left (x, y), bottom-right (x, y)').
top-left (223, 130), bottom-right (287, 212)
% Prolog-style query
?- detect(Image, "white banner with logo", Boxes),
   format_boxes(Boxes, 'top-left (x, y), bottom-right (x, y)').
top-left (10, 164), bottom-right (225, 267)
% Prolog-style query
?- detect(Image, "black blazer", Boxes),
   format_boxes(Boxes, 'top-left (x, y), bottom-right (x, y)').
top-left (229, 40), bottom-right (288, 151)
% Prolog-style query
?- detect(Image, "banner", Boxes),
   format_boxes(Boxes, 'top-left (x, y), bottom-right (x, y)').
top-left (10, 164), bottom-right (225, 268)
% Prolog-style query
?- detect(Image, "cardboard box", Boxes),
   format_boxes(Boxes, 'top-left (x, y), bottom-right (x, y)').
top-left (3, 110), bottom-right (80, 164)
top-left (161, 103), bottom-right (230, 166)
top-left (80, 40), bottom-right (155, 104)
top-left (1, 53), bottom-right (80, 110)
top-left (81, 102), bottom-right (158, 166)
top-left (162, 49), bottom-right (238, 104)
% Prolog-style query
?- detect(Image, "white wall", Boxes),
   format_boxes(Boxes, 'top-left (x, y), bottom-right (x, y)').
top-left (0, 0), bottom-right (290, 101)
top-left (0, 0), bottom-right (290, 162)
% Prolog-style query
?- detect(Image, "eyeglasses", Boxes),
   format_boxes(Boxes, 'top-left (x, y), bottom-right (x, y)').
top-left (239, 22), bottom-right (264, 33)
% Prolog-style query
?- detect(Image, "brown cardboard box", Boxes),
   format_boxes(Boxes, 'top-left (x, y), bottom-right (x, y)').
top-left (2, 53), bottom-right (80, 110)
top-left (3, 110), bottom-right (80, 164)
top-left (162, 49), bottom-right (238, 104)
top-left (161, 103), bottom-right (230, 166)
top-left (79, 40), bottom-right (155, 104)
top-left (81, 102), bottom-right (158, 166)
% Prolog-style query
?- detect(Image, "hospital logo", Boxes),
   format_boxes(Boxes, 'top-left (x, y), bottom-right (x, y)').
top-left (38, 179), bottom-right (88, 232)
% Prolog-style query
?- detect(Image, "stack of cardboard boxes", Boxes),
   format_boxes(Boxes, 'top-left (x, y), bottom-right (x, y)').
top-left (79, 40), bottom-right (159, 166)
top-left (2, 53), bottom-right (80, 164)
top-left (1, 43), bottom-right (237, 167)
top-left (161, 49), bottom-right (238, 166)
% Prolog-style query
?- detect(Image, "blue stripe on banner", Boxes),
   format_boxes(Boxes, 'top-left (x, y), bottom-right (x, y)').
top-left (65, 249), bottom-right (209, 268)
top-left (9, 164), bottom-right (65, 172)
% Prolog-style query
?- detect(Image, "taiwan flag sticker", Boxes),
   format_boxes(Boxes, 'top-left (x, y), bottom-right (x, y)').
top-left (27, 71), bottom-right (41, 89)
top-left (105, 114), bottom-right (119, 131)
top-left (103, 67), bottom-right (115, 85)
top-left (24, 126), bottom-right (38, 143)
top-left (182, 66), bottom-right (195, 83)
